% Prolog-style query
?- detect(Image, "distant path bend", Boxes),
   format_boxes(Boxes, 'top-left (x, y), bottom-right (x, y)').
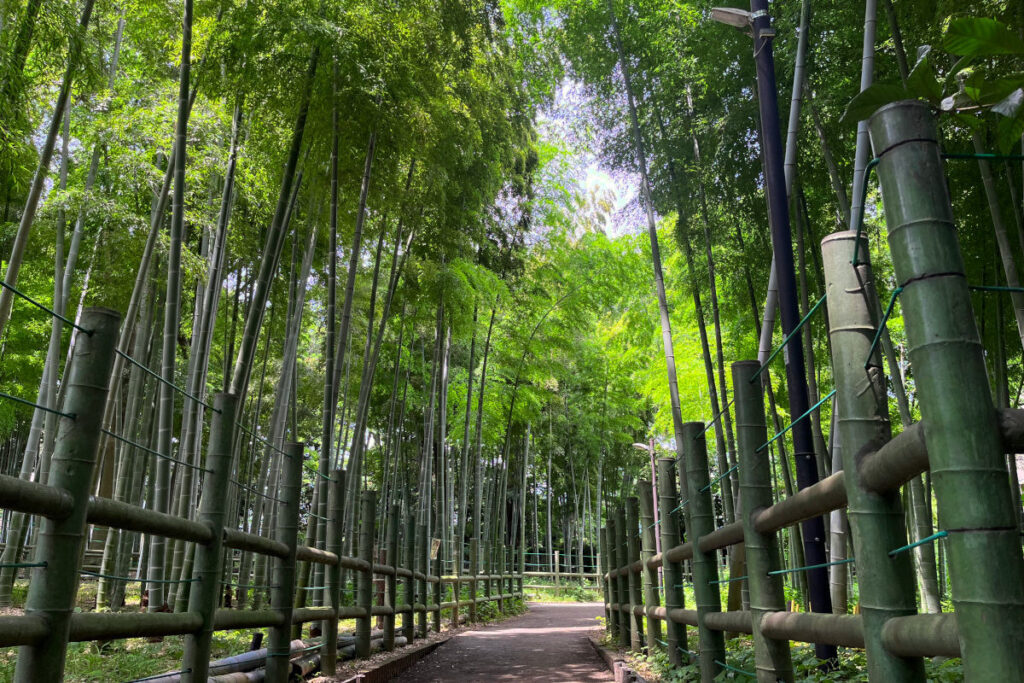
top-left (392, 602), bottom-right (613, 682)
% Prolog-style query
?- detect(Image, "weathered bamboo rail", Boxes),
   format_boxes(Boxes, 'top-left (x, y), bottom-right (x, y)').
top-left (600, 101), bottom-right (1024, 681)
top-left (0, 309), bottom-right (524, 682)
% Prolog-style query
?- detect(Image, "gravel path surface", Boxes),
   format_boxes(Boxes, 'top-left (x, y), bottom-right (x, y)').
top-left (392, 602), bottom-right (612, 682)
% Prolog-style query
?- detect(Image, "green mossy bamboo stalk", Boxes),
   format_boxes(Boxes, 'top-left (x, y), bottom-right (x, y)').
top-left (680, 423), bottom-right (724, 683)
top-left (404, 513), bottom-right (416, 641)
top-left (15, 308), bottom-right (119, 682)
top-left (266, 442), bottom-right (302, 682)
top-left (416, 522), bottom-right (427, 638)
top-left (821, 231), bottom-right (924, 681)
top-left (733, 363), bottom-right (794, 683)
top-left (870, 100), bottom-right (1024, 680)
top-left (356, 490), bottom-right (376, 658)
top-left (613, 508), bottom-right (630, 649)
top-left (601, 524), bottom-right (615, 640)
top-left (384, 503), bottom-right (399, 649)
top-left (321, 468), bottom-right (345, 675)
top-left (656, 458), bottom-right (687, 665)
top-left (638, 483), bottom-right (661, 653)
top-left (182, 393), bottom-right (237, 682)
top-left (626, 498), bottom-right (644, 649)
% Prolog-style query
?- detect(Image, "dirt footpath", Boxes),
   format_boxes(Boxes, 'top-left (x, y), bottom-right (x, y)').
top-left (391, 602), bottom-right (612, 682)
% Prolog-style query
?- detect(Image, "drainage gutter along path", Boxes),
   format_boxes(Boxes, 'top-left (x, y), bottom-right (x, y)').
top-left (392, 602), bottom-right (613, 682)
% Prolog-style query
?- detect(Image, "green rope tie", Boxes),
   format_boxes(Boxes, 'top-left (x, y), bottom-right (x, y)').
top-left (667, 500), bottom-right (689, 515)
top-left (80, 570), bottom-right (199, 584)
top-left (941, 152), bottom-right (1024, 162)
top-left (235, 422), bottom-right (287, 456)
top-left (0, 390), bottom-right (75, 420)
top-left (230, 479), bottom-right (284, 504)
top-left (865, 286), bottom-right (903, 369)
top-left (756, 389), bottom-right (836, 453)
top-left (0, 278), bottom-right (92, 335)
top-left (697, 398), bottom-right (735, 436)
top-left (751, 293), bottom-right (828, 382)
top-left (715, 660), bottom-right (756, 678)
top-left (768, 557), bottom-right (853, 576)
top-left (102, 428), bottom-right (212, 474)
top-left (115, 349), bottom-right (219, 413)
top-left (889, 530), bottom-right (948, 557)
top-left (709, 575), bottom-right (747, 584)
top-left (0, 561), bottom-right (46, 569)
top-left (700, 464), bottom-right (739, 493)
top-left (969, 284), bottom-right (1024, 294)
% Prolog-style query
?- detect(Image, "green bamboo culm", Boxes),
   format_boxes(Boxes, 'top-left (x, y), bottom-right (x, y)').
top-left (821, 231), bottom-right (924, 681)
top-left (356, 490), bottom-right (376, 658)
top-left (404, 513), bottom-right (416, 639)
top-left (869, 100), bottom-right (1024, 680)
top-left (384, 503), bottom-right (399, 650)
top-left (600, 524), bottom-right (615, 640)
top-left (637, 482), bottom-right (661, 652)
top-left (613, 508), bottom-right (630, 649)
top-left (656, 457), bottom-right (688, 666)
top-left (15, 308), bottom-right (119, 682)
top-left (181, 392), bottom-right (238, 682)
top-left (604, 518), bottom-right (621, 641)
top-left (625, 497), bottom-right (644, 649)
top-left (680, 422), bottom-right (725, 683)
top-left (266, 441), bottom-right (303, 682)
top-left (732, 362), bottom-right (794, 683)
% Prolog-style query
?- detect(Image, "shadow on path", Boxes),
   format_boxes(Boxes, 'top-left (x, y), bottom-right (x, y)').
top-left (392, 602), bottom-right (612, 682)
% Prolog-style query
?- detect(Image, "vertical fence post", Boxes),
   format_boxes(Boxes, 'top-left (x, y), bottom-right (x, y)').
top-left (404, 514), bottom-right (416, 641)
top-left (15, 308), bottom-right (119, 683)
top-left (356, 490), bottom-right (376, 658)
top-left (600, 524), bottom-right (614, 639)
top-left (554, 549), bottom-right (560, 586)
top-left (625, 497), bottom-right (644, 650)
top-left (681, 422), bottom-right (724, 682)
top-left (416, 522), bottom-right (427, 637)
top-left (656, 457), bottom-right (688, 666)
top-left (606, 516), bottom-right (621, 641)
top-left (266, 441), bottom-right (303, 682)
top-left (732, 363), bottom-right (794, 682)
top-left (821, 231), bottom-right (925, 681)
top-left (870, 100), bottom-right (1024, 679)
top-left (321, 468), bottom-right (345, 676)
top-left (613, 507), bottom-right (630, 648)
top-left (638, 482), bottom-right (661, 653)
top-left (384, 503), bottom-right (399, 650)
top-left (431, 555), bottom-right (442, 632)
top-left (182, 392), bottom-right (238, 683)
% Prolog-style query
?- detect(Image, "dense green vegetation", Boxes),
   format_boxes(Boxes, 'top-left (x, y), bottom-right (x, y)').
top-left (1, 0), bottom-right (1023, 679)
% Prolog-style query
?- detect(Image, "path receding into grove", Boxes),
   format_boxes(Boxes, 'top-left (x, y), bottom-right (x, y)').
top-left (392, 602), bottom-right (613, 682)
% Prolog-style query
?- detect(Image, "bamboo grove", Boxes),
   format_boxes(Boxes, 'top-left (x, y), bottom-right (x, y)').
top-left (1, 0), bottom-right (1024, 680)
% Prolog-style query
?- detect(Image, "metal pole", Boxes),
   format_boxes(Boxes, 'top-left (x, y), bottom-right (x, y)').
top-left (637, 483), bottom-right (661, 653)
top-left (747, 0), bottom-right (835, 660)
top-left (869, 99), bottom-right (1024, 679)
top-left (183, 392), bottom-right (238, 682)
top-left (321, 468), bottom-right (345, 675)
top-left (733, 364), bottom-right (794, 682)
top-left (681, 423), bottom-right (724, 682)
top-left (821, 231), bottom-right (924, 681)
top-left (266, 441), bottom-right (302, 682)
top-left (356, 490), bottom-right (376, 658)
top-left (16, 308), bottom-right (120, 683)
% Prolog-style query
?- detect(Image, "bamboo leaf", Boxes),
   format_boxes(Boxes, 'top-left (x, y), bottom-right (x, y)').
top-left (840, 84), bottom-right (909, 126)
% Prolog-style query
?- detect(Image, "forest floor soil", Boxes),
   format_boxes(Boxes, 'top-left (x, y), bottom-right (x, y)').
top-left (388, 602), bottom-right (612, 682)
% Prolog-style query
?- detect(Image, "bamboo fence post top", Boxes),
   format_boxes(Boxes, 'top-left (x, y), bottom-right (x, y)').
top-left (321, 468), bottom-right (346, 676)
top-left (822, 231), bottom-right (923, 682)
top-left (266, 441), bottom-right (303, 682)
top-left (656, 457), bottom-right (687, 666)
top-left (732, 362), bottom-right (794, 683)
top-left (182, 392), bottom-right (238, 683)
top-left (637, 481), bottom-right (661, 652)
top-left (356, 490), bottom-right (376, 658)
top-left (16, 307), bottom-right (120, 683)
top-left (870, 99), bottom-right (1024, 680)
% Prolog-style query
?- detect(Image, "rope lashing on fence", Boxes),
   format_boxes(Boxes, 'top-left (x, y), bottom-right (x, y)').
top-left (236, 421), bottom-right (331, 481)
top-left (229, 478), bottom-right (285, 504)
top-left (668, 499), bottom-right (689, 515)
top-left (700, 464), bottom-right (739, 493)
top-left (101, 428), bottom-right (212, 474)
top-left (0, 389), bottom-right (76, 419)
top-left (851, 151), bottom-right (1024, 267)
top-left (79, 569), bottom-right (199, 584)
top-left (756, 389), bottom-right (837, 453)
top-left (0, 278), bottom-right (93, 335)
top-left (889, 530), bottom-right (948, 557)
top-left (115, 349), bottom-right (220, 413)
top-left (767, 557), bottom-right (854, 577)
top-left (709, 574), bottom-right (747, 585)
top-left (865, 286), bottom-right (903, 369)
top-left (130, 669), bottom-right (192, 683)
top-left (0, 562), bottom-right (46, 569)
top-left (697, 398), bottom-right (735, 437)
top-left (750, 293), bottom-right (828, 383)
top-left (715, 659), bottom-right (757, 678)
top-left (969, 284), bottom-right (1024, 294)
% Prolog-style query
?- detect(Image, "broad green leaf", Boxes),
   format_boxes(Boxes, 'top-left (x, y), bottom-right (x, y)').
top-left (943, 17), bottom-right (1024, 57)
top-left (997, 112), bottom-right (1024, 153)
top-left (993, 88), bottom-right (1024, 118)
top-left (840, 84), bottom-right (909, 126)
top-left (907, 49), bottom-right (942, 103)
